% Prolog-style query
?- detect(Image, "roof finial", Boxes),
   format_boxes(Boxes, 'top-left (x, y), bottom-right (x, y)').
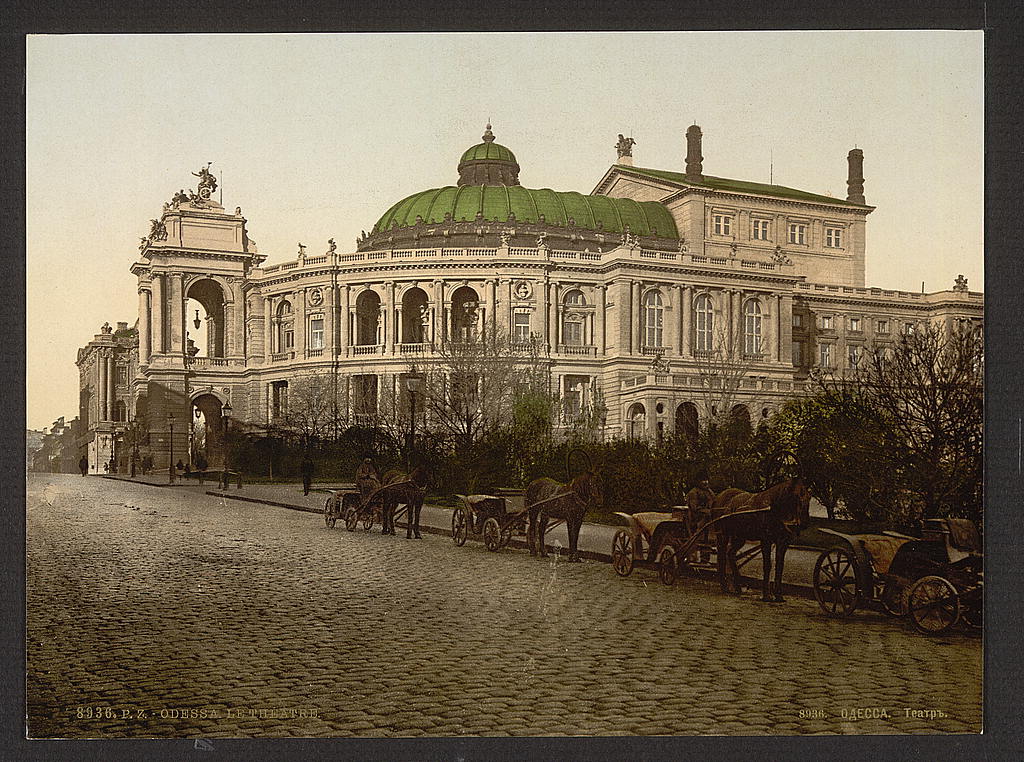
top-left (482, 123), bottom-right (495, 143)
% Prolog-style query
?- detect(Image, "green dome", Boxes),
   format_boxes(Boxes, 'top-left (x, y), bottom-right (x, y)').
top-left (460, 141), bottom-right (517, 164)
top-left (373, 185), bottom-right (679, 239)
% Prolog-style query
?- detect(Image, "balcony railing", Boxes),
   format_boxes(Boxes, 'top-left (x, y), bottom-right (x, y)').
top-left (351, 344), bottom-right (383, 356)
top-left (306, 348), bottom-right (324, 358)
top-left (399, 342), bottom-right (432, 354)
top-left (557, 344), bottom-right (596, 357)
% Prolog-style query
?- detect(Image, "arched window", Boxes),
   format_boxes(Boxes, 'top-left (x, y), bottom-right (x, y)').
top-left (695, 294), bottom-right (714, 352)
top-left (743, 299), bottom-right (763, 356)
top-left (627, 403), bottom-right (646, 438)
top-left (561, 290), bottom-right (587, 347)
top-left (563, 289), bottom-right (585, 306)
top-left (276, 300), bottom-right (294, 353)
top-left (642, 290), bottom-right (664, 348)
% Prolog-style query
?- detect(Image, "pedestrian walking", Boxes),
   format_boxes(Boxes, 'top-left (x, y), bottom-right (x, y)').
top-left (301, 455), bottom-right (315, 496)
top-left (78, 455), bottom-right (88, 476)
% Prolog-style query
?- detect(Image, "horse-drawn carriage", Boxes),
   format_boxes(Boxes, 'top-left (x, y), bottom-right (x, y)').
top-left (452, 492), bottom-right (529, 551)
top-left (323, 487), bottom-right (379, 531)
top-left (322, 468), bottom-right (427, 537)
top-left (812, 517), bottom-right (983, 634)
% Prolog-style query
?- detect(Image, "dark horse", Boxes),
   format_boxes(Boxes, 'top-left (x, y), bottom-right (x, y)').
top-left (525, 451), bottom-right (602, 562)
top-left (710, 477), bottom-right (811, 602)
top-left (379, 466), bottom-right (430, 539)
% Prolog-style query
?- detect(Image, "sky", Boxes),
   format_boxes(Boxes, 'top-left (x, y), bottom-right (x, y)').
top-left (25, 31), bottom-right (984, 430)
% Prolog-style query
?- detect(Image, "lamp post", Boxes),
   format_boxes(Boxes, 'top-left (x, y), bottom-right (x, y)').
top-left (221, 401), bottom-right (232, 490)
top-left (167, 413), bottom-right (175, 483)
top-left (405, 368), bottom-right (423, 468)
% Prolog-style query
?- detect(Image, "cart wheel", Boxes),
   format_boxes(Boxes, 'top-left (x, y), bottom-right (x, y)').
top-left (362, 512), bottom-right (373, 531)
top-left (344, 507), bottom-right (358, 532)
top-left (907, 576), bottom-right (960, 635)
top-left (612, 530), bottom-right (635, 577)
top-left (324, 497), bottom-right (337, 529)
top-left (959, 587), bottom-right (983, 630)
top-left (657, 545), bottom-right (677, 586)
top-left (880, 581), bottom-right (907, 617)
top-left (500, 525), bottom-right (513, 548)
top-left (451, 508), bottom-right (469, 546)
top-left (485, 514), bottom-right (505, 548)
top-left (813, 547), bottom-right (860, 618)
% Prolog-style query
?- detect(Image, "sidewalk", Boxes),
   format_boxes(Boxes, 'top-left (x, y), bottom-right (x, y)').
top-left (103, 474), bottom-right (822, 597)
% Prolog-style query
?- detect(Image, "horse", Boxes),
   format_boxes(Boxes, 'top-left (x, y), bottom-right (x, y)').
top-left (378, 466), bottom-right (430, 539)
top-left (525, 450), bottom-right (602, 562)
top-left (710, 477), bottom-right (811, 602)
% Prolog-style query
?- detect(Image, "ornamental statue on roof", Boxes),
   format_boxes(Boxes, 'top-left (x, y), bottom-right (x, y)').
top-left (954, 274), bottom-right (969, 292)
top-left (615, 134), bottom-right (636, 158)
top-left (191, 162), bottom-right (217, 199)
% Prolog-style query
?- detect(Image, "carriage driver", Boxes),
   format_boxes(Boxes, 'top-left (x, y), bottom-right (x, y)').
top-left (355, 458), bottom-right (388, 534)
top-left (685, 472), bottom-right (716, 562)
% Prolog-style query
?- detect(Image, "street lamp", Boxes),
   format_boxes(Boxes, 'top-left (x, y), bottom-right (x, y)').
top-left (405, 368), bottom-right (423, 467)
top-left (167, 413), bottom-right (175, 483)
top-left (221, 401), bottom-right (232, 489)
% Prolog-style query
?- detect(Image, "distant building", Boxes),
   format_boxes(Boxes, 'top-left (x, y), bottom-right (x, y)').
top-left (30, 416), bottom-right (81, 473)
top-left (75, 322), bottom-right (136, 473)
top-left (83, 123), bottom-right (983, 469)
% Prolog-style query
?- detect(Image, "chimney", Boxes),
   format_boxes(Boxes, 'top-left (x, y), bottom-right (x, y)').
top-left (846, 148), bottom-right (865, 204)
top-left (684, 124), bottom-right (704, 183)
top-left (117, 321), bottom-right (128, 332)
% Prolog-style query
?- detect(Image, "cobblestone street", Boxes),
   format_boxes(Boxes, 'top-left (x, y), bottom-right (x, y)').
top-left (27, 474), bottom-right (982, 738)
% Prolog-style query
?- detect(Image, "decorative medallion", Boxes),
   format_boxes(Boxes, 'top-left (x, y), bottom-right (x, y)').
top-left (514, 281), bottom-right (533, 300)
top-left (308, 289), bottom-right (324, 306)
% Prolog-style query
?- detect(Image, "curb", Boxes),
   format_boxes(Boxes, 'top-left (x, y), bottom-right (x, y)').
top-left (206, 489), bottom-right (817, 600)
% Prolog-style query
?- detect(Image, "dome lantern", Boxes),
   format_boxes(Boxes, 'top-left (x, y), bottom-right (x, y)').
top-left (457, 124), bottom-right (521, 187)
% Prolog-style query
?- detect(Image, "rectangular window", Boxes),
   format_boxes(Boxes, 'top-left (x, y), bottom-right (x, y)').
top-left (825, 227), bottom-right (843, 248)
top-left (272, 381), bottom-right (289, 418)
top-left (308, 317), bottom-right (324, 350)
top-left (513, 311), bottom-right (531, 343)
top-left (752, 219), bottom-right (771, 240)
top-left (713, 214), bottom-right (733, 236)
top-left (821, 315), bottom-right (834, 330)
top-left (353, 375), bottom-right (378, 420)
top-left (283, 329), bottom-right (295, 350)
top-left (793, 313), bottom-right (803, 328)
top-left (792, 341), bottom-right (804, 366)
top-left (848, 345), bottom-right (862, 367)
top-left (788, 223), bottom-right (807, 245)
top-left (819, 343), bottom-right (833, 368)
top-left (904, 322), bottom-right (916, 335)
top-left (849, 317), bottom-right (861, 332)
top-left (116, 366), bottom-right (127, 385)
top-left (563, 318), bottom-right (583, 346)
top-left (877, 319), bottom-right (889, 334)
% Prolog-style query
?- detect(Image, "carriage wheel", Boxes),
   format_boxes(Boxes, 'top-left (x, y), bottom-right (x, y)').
top-left (813, 547), bottom-right (860, 618)
top-left (362, 512), bottom-right (374, 531)
top-left (482, 517), bottom-right (503, 552)
top-left (657, 545), bottom-right (677, 586)
top-left (907, 576), bottom-right (960, 635)
top-left (323, 497), bottom-right (337, 529)
top-left (500, 525), bottom-right (513, 548)
top-left (344, 507), bottom-right (358, 532)
top-left (451, 508), bottom-right (469, 546)
top-left (880, 581), bottom-right (907, 617)
top-left (959, 586), bottom-right (983, 630)
top-left (611, 530), bottom-right (635, 577)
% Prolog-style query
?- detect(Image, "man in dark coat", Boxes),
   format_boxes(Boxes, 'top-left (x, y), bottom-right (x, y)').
top-left (355, 458), bottom-right (385, 532)
top-left (301, 456), bottom-right (315, 496)
top-left (79, 455), bottom-right (88, 476)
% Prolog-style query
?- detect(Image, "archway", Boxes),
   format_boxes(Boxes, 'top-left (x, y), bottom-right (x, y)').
top-left (729, 404), bottom-right (752, 441)
top-left (191, 393), bottom-right (226, 468)
top-left (450, 286), bottom-right (480, 342)
top-left (401, 287), bottom-right (430, 344)
top-left (185, 278), bottom-right (228, 358)
top-left (355, 290), bottom-right (382, 346)
top-left (627, 402), bottom-right (646, 439)
top-left (675, 401), bottom-right (699, 443)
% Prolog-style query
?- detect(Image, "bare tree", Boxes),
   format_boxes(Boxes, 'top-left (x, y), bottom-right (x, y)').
top-left (284, 369), bottom-right (342, 446)
top-left (693, 321), bottom-right (759, 433)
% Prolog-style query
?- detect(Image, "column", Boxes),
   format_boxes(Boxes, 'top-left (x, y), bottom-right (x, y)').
top-left (138, 288), bottom-right (151, 362)
top-left (547, 282), bottom-right (559, 351)
top-left (385, 283), bottom-right (395, 354)
top-left (266, 382), bottom-right (273, 423)
top-left (229, 279), bottom-right (244, 357)
top-left (150, 273), bottom-right (164, 354)
top-left (341, 285), bottom-right (351, 355)
top-left (169, 273), bottom-right (184, 355)
top-left (502, 280), bottom-right (513, 338)
top-left (780, 295), bottom-right (794, 364)
top-left (395, 302), bottom-right (404, 345)
top-left (665, 287), bottom-right (677, 355)
top-left (486, 279), bottom-right (497, 334)
top-left (768, 294), bottom-right (779, 362)
top-left (433, 281), bottom-right (445, 344)
top-left (681, 286), bottom-right (692, 356)
top-left (646, 395), bottom-right (658, 439)
top-left (326, 282), bottom-right (336, 356)
top-left (616, 280), bottom-right (631, 353)
top-left (98, 351), bottom-right (108, 422)
top-left (631, 281), bottom-right (641, 352)
top-left (106, 356), bottom-right (115, 421)
top-left (263, 295), bottom-right (273, 360)
top-left (296, 290), bottom-right (306, 357)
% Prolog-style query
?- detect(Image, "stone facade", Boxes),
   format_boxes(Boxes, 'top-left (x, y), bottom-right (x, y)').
top-left (88, 125), bottom-right (983, 470)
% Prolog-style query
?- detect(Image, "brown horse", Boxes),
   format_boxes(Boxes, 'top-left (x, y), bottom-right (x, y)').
top-left (525, 466), bottom-right (601, 562)
top-left (379, 466), bottom-right (430, 539)
top-left (710, 477), bottom-right (811, 602)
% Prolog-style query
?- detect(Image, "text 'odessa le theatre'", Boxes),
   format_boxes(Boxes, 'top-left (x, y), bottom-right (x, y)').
top-left (76, 124), bottom-right (982, 472)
